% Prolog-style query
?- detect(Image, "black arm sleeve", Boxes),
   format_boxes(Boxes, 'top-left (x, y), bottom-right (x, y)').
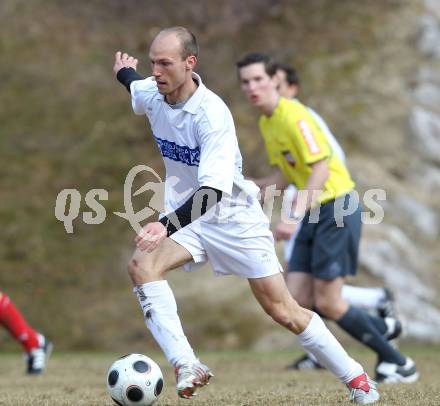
top-left (159, 186), bottom-right (223, 236)
top-left (116, 67), bottom-right (144, 93)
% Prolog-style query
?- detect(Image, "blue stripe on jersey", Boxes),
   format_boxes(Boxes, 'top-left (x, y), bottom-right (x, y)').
top-left (154, 136), bottom-right (200, 167)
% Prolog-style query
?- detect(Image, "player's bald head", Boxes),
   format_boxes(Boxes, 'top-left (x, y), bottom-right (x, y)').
top-left (153, 27), bottom-right (199, 60)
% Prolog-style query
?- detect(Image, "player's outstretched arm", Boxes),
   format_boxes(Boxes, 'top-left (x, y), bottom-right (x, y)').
top-left (251, 168), bottom-right (288, 202)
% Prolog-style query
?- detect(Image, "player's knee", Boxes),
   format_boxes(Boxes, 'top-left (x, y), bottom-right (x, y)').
top-left (127, 259), bottom-right (138, 280)
top-left (314, 298), bottom-right (339, 320)
top-left (127, 257), bottom-right (162, 284)
top-left (295, 293), bottom-right (313, 309)
top-left (287, 283), bottom-right (313, 308)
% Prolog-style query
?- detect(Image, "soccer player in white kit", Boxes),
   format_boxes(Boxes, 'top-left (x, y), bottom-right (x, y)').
top-left (113, 26), bottom-right (379, 404)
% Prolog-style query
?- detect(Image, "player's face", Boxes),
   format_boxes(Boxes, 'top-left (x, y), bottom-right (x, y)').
top-left (239, 63), bottom-right (278, 108)
top-left (149, 34), bottom-right (193, 97)
top-left (276, 70), bottom-right (298, 99)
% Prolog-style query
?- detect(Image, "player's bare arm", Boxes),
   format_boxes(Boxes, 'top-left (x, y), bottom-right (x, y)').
top-left (274, 159), bottom-right (329, 241)
top-left (294, 158), bottom-right (329, 213)
top-left (253, 168), bottom-right (287, 190)
top-left (252, 168), bottom-right (288, 201)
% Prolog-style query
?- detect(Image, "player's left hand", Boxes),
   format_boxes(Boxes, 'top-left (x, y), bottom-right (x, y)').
top-left (274, 222), bottom-right (296, 241)
top-left (113, 51), bottom-right (139, 75)
top-left (135, 222), bottom-right (167, 252)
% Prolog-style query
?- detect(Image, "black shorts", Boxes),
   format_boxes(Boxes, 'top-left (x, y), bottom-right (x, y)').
top-left (288, 193), bottom-right (362, 280)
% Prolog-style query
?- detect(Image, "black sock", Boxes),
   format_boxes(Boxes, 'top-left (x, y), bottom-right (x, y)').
top-left (368, 314), bottom-right (388, 335)
top-left (337, 306), bottom-right (405, 365)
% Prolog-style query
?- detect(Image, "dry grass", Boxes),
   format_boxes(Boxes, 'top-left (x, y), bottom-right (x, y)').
top-left (0, 346), bottom-right (439, 405)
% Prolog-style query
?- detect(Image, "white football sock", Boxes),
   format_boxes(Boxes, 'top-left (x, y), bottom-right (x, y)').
top-left (298, 313), bottom-right (364, 384)
top-left (134, 280), bottom-right (198, 367)
top-left (342, 285), bottom-right (386, 309)
top-left (306, 351), bottom-right (318, 363)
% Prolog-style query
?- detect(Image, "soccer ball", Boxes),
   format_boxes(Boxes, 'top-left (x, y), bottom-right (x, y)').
top-left (107, 353), bottom-right (164, 406)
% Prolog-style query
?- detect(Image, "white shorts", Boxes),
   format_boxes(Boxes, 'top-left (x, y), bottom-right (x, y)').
top-left (170, 203), bottom-right (283, 279)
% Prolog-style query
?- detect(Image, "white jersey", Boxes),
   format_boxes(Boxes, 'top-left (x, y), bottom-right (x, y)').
top-left (130, 72), bottom-right (260, 220)
top-left (130, 73), bottom-right (280, 278)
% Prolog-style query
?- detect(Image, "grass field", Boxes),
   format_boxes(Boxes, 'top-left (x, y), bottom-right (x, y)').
top-left (0, 346), bottom-right (439, 405)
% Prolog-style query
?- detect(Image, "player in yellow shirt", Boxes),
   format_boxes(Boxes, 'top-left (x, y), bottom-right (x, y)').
top-left (259, 96), bottom-right (354, 204)
top-left (237, 52), bottom-right (418, 384)
top-left (276, 62), bottom-right (399, 371)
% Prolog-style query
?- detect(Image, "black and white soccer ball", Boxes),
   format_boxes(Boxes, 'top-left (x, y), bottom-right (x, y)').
top-left (107, 353), bottom-right (164, 406)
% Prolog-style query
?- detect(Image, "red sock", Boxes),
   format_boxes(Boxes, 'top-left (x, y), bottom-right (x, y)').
top-left (0, 292), bottom-right (39, 352)
top-left (348, 372), bottom-right (371, 392)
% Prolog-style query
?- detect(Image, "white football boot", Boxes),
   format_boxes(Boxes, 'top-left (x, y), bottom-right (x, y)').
top-left (175, 361), bottom-right (213, 399)
top-left (347, 372), bottom-right (380, 404)
top-left (375, 357), bottom-right (419, 383)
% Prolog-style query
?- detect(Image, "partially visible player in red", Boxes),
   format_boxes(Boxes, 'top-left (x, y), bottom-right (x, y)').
top-left (0, 291), bottom-right (52, 374)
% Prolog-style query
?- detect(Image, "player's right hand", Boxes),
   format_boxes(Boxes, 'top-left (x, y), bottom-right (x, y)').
top-left (274, 222), bottom-right (296, 241)
top-left (135, 222), bottom-right (167, 253)
top-left (113, 51), bottom-right (138, 75)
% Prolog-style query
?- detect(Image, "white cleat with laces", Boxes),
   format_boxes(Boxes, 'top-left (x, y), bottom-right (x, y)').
top-left (347, 372), bottom-right (380, 404)
top-left (175, 361), bottom-right (213, 399)
top-left (375, 357), bottom-right (419, 384)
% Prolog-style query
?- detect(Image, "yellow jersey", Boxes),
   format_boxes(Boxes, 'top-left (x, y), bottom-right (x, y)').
top-left (259, 97), bottom-right (355, 204)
